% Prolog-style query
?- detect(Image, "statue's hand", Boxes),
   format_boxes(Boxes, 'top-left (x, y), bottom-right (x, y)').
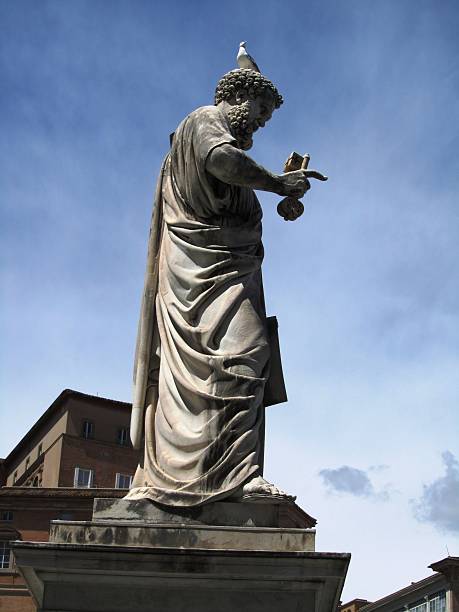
top-left (277, 169), bottom-right (328, 198)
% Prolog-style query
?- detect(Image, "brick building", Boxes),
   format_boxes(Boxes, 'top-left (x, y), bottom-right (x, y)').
top-left (0, 389), bottom-right (140, 611)
top-left (1, 389), bottom-right (138, 489)
top-left (341, 599), bottom-right (372, 612)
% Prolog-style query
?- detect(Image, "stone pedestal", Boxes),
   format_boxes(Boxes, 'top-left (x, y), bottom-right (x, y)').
top-left (13, 498), bottom-right (350, 612)
top-left (92, 496), bottom-right (317, 528)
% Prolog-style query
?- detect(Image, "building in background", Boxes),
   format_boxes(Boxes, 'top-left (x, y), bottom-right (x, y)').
top-left (1, 389), bottom-right (138, 489)
top-left (341, 599), bottom-right (372, 612)
top-left (0, 389), bottom-right (139, 611)
top-left (340, 557), bottom-right (459, 612)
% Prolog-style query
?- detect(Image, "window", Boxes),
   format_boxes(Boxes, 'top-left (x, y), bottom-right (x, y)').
top-left (25, 457), bottom-right (30, 472)
top-left (1, 511), bottom-right (13, 522)
top-left (13, 472), bottom-right (17, 484)
top-left (410, 603), bottom-right (427, 612)
top-left (37, 443), bottom-right (43, 457)
top-left (82, 420), bottom-right (94, 440)
top-left (0, 541), bottom-right (11, 569)
top-left (115, 473), bottom-right (133, 489)
top-left (117, 428), bottom-right (129, 446)
top-left (429, 593), bottom-right (446, 612)
top-left (73, 467), bottom-right (94, 488)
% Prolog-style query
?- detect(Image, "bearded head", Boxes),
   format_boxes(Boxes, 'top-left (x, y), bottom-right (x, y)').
top-left (214, 69), bottom-right (283, 150)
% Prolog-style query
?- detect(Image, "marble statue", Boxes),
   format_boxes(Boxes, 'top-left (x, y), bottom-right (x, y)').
top-left (127, 68), bottom-right (327, 507)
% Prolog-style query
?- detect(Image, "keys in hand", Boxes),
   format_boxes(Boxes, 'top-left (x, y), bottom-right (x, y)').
top-left (277, 152), bottom-right (327, 221)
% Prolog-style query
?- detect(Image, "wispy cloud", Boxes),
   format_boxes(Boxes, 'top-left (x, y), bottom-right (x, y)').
top-left (319, 465), bottom-right (390, 501)
top-left (368, 464), bottom-right (390, 473)
top-left (413, 451), bottom-right (459, 534)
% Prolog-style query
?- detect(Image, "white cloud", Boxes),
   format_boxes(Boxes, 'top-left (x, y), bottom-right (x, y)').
top-left (413, 451), bottom-right (459, 534)
top-left (319, 465), bottom-right (390, 501)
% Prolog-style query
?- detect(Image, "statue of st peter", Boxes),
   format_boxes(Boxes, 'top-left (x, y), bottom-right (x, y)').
top-left (127, 69), bottom-right (326, 507)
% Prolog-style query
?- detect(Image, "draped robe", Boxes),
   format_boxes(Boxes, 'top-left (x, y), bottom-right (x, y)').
top-left (126, 105), bottom-right (271, 506)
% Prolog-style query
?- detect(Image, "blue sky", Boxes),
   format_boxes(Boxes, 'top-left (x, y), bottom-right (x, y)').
top-left (1, 0), bottom-right (458, 602)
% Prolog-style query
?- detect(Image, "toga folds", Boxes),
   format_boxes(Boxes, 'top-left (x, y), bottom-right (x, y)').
top-left (127, 105), bottom-right (271, 507)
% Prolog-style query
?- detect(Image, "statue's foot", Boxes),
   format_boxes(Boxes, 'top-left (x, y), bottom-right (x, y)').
top-left (231, 476), bottom-right (296, 503)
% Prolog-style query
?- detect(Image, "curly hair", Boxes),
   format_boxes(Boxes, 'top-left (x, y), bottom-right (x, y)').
top-left (214, 69), bottom-right (283, 108)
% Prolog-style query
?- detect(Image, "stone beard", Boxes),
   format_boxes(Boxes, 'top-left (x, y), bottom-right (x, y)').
top-left (126, 104), bottom-right (270, 506)
top-left (227, 101), bottom-right (257, 150)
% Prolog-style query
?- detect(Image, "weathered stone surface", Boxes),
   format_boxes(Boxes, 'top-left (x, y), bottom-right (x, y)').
top-left (92, 497), bottom-right (316, 528)
top-left (49, 519), bottom-right (315, 553)
top-left (14, 541), bottom-right (350, 612)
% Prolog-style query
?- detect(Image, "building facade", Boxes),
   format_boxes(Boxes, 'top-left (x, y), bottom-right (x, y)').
top-left (341, 557), bottom-right (459, 612)
top-left (1, 389), bottom-right (138, 490)
top-left (0, 389), bottom-right (140, 611)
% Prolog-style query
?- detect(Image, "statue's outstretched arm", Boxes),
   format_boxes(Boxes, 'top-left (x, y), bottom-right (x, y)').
top-left (206, 144), bottom-right (327, 199)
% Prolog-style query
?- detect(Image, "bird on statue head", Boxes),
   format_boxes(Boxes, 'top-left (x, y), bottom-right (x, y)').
top-left (237, 41), bottom-right (261, 73)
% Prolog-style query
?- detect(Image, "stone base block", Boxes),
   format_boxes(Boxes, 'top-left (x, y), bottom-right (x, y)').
top-left (14, 541), bottom-right (350, 612)
top-left (49, 519), bottom-right (316, 552)
top-left (92, 497), bottom-right (317, 528)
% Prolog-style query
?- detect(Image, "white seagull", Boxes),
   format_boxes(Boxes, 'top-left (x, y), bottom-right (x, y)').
top-left (237, 41), bottom-right (261, 73)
